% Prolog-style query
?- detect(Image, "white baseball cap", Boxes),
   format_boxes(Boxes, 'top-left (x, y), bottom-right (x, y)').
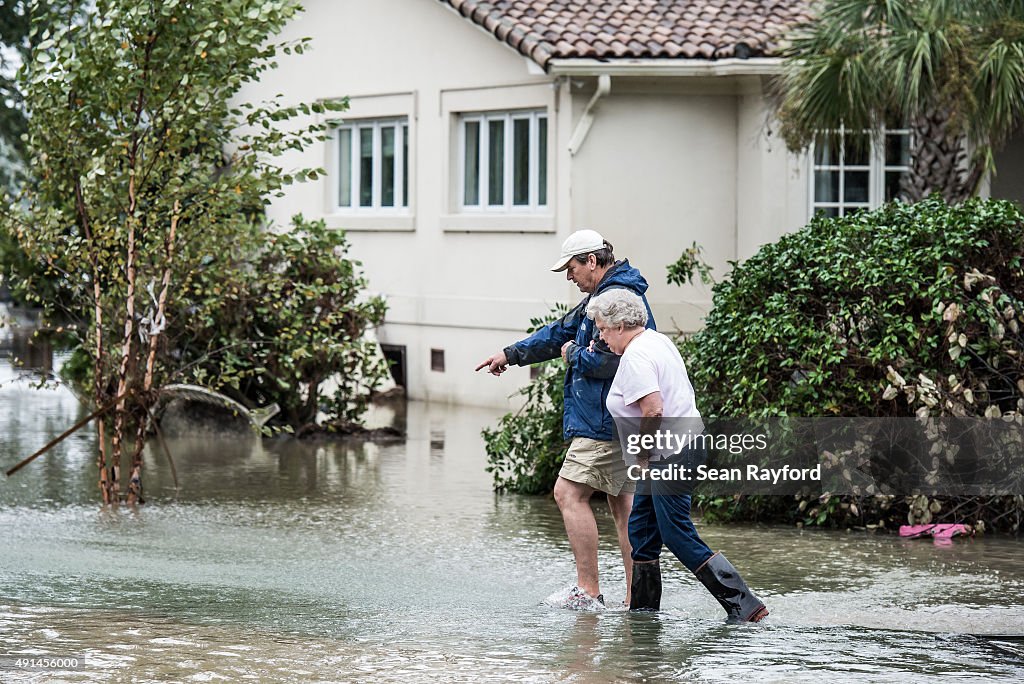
top-left (550, 229), bottom-right (607, 272)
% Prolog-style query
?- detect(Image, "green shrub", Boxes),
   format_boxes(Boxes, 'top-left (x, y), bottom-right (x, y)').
top-left (682, 197), bottom-right (1024, 530)
top-left (172, 215), bottom-right (388, 432)
top-left (0, 222), bottom-right (76, 309)
top-left (683, 197), bottom-right (1024, 419)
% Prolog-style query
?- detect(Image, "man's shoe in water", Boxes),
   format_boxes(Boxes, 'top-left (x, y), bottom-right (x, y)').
top-left (563, 586), bottom-right (605, 611)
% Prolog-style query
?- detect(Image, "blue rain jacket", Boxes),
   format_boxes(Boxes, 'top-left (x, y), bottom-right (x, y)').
top-left (503, 259), bottom-right (656, 441)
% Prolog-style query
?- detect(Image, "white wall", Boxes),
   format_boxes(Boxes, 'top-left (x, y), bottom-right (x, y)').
top-left (568, 79), bottom-right (733, 333)
top-left (568, 76), bottom-right (809, 335)
top-left (237, 0), bottom-right (575, 407)
top-left (736, 79), bottom-right (811, 262)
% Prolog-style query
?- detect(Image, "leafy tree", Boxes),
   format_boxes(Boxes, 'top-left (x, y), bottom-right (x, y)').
top-left (2, 0), bottom-right (347, 504)
top-left (0, 1), bottom-right (80, 190)
top-left (0, 2), bottom-right (81, 304)
top-left (0, 0), bottom-right (33, 189)
top-left (773, 0), bottom-right (1024, 202)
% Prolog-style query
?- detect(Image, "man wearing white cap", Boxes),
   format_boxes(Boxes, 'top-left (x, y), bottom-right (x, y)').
top-left (477, 229), bottom-right (656, 609)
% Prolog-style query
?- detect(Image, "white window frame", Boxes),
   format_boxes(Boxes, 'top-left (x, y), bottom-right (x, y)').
top-left (458, 110), bottom-right (548, 213)
top-left (810, 125), bottom-right (912, 219)
top-left (335, 118), bottom-right (408, 213)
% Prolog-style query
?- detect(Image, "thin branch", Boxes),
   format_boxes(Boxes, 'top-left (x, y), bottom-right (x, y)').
top-left (5, 390), bottom-right (130, 478)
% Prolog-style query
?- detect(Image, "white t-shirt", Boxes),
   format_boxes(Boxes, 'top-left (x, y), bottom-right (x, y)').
top-left (607, 329), bottom-right (701, 420)
top-left (606, 330), bottom-right (702, 461)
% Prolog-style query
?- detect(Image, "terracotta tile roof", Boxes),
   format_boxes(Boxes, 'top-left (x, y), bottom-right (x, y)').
top-left (440, 1), bottom-right (814, 68)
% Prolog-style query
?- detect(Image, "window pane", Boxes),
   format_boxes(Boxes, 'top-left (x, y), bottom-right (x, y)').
top-left (538, 116), bottom-right (547, 206)
top-left (814, 170), bottom-right (840, 203)
top-left (403, 124), bottom-right (409, 207)
top-left (381, 126), bottom-right (395, 207)
top-left (513, 118), bottom-right (530, 205)
top-left (885, 171), bottom-right (907, 202)
top-left (844, 171), bottom-right (869, 202)
top-left (813, 134), bottom-right (840, 166)
top-left (464, 120), bottom-right (479, 205)
top-left (885, 133), bottom-right (910, 167)
top-left (844, 133), bottom-right (870, 166)
top-left (359, 128), bottom-right (373, 207)
top-left (815, 206), bottom-right (840, 219)
top-left (488, 119), bottom-right (504, 206)
top-left (338, 128), bottom-right (351, 207)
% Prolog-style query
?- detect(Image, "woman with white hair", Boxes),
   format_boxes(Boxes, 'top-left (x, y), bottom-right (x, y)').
top-left (586, 288), bottom-right (768, 622)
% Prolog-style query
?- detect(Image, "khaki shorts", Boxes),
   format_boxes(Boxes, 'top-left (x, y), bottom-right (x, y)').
top-left (559, 437), bottom-right (636, 496)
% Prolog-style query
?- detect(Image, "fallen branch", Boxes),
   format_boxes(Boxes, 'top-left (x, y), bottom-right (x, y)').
top-left (5, 390), bottom-right (130, 478)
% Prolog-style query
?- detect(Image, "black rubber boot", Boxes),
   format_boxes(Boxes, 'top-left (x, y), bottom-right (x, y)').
top-left (629, 559), bottom-right (662, 611)
top-left (693, 552), bottom-right (768, 623)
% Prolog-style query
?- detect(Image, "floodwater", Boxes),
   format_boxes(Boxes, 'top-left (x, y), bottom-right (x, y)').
top-left (1, 358), bottom-right (1023, 683)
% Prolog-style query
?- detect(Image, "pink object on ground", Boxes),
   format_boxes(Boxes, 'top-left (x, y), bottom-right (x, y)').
top-left (899, 524), bottom-right (973, 540)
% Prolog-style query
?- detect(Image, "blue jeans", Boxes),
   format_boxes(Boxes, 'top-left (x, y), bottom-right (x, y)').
top-left (628, 458), bottom-right (714, 572)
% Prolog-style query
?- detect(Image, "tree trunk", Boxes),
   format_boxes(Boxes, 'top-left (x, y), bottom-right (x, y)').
top-left (111, 175), bottom-right (139, 502)
top-left (127, 200), bottom-right (180, 506)
top-left (74, 178), bottom-right (114, 504)
top-left (901, 104), bottom-right (984, 204)
top-left (95, 287), bottom-right (112, 505)
top-left (305, 377), bottom-right (320, 427)
top-left (117, 34), bottom-right (156, 505)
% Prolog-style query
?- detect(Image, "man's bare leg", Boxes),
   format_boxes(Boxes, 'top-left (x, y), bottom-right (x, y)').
top-left (607, 491), bottom-right (634, 604)
top-left (553, 476), bottom-right (601, 598)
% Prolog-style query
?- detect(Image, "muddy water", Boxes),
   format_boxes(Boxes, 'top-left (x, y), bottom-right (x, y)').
top-left (1, 359), bottom-right (1023, 682)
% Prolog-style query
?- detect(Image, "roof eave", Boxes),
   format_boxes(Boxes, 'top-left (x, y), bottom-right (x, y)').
top-left (546, 57), bottom-right (784, 77)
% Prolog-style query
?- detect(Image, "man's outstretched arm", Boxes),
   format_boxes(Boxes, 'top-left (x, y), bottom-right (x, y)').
top-left (475, 301), bottom-right (584, 374)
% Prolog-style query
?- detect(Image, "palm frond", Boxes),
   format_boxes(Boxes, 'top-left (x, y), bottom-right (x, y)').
top-left (972, 39), bottom-right (1024, 148)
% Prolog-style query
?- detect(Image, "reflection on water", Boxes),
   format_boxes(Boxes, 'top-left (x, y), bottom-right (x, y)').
top-left (1, 359), bottom-right (1023, 682)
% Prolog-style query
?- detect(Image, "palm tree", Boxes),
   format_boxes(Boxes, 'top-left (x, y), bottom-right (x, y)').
top-left (773, 0), bottom-right (1024, 203)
